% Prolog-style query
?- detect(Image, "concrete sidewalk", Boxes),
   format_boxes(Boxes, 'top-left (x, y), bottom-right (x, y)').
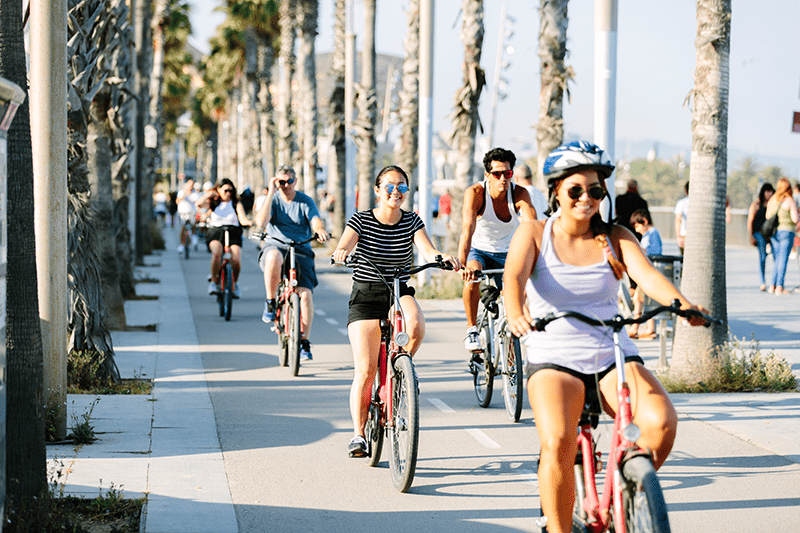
top-left (47, 232), bottom-right (800, 532)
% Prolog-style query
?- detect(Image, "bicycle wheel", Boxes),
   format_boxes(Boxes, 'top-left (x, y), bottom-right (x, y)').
top-left (499, 332), bottom-right (524, 422)
top-left (287, 291), bottom-right (301, 376)
top-left (366, 376), bottom-right (384, 467)
top-left (223, 263), bottom-right (233, 321)
top-left (277, 298), bottom-right (289, 367)
top-left (183, 229), bottom-right (190, 259)
top-left (217, 282), bottom-right (225, 317)
top-left (388, 354), bottom-right (419, 493)
top-left (473, 315), bottom-right (494, 408)
top-left (618, 455), bottom-right (671, 533)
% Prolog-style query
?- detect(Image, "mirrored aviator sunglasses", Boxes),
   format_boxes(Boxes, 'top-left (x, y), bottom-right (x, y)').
top-left (566, 184), bottom-right (605, 201)
top-left (384, 183), bottom-right (409, 194)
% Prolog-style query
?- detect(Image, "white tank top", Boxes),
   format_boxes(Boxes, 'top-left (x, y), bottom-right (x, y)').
top-left (209, 201), bottom-right (240, 227)
top-left (523, 214), bottom-right (638, 374)
top-left (471, 181), bottom-right (519, 253)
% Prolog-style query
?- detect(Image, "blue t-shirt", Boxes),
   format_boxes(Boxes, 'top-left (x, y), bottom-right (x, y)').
top-left (640, 227), bottom-right (663, 256)
top-left (265, 191), bottom-right (321, 254)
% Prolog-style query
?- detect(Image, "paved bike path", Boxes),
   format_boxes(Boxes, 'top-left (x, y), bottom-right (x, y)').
top-left (47, 233), bottom-right (800, 532)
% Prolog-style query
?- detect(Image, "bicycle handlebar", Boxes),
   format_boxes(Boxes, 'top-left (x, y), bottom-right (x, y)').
top-left (531, 298), bottom-right (721, 333)
top-left (472, 268), bottom-right (504, 277)
top-left (250, 232), bottom-right (319, 246)
top-left (331, 254), bottom-right (453, 277)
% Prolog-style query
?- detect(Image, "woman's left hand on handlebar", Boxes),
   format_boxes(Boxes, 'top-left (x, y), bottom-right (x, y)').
top-left (331, 249), bottom-right (348, 263)
top-left (442, 255), bottom-right (461, 271)
top-left (507, 310), bottom-right (533, 338)
top-left (682, 303), bottom-right (712, 327)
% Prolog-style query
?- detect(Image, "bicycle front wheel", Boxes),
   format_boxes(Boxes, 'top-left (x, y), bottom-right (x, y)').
top-left (473, 315), bottom-right (494, 408)
top-left (223, 263), bottom-right (233, 321)
top-left (500, 333), bottom-right (524, 422)
top-left (366, 375), bottom-right (384, 467)
top-left (288, 291), bottom-right (301, 376)
top-left (618, 455), bottom-right (671, 533)
top-left (389, 354), bottom-right (419, 493)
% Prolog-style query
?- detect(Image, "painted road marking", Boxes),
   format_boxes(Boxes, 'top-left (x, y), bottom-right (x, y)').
top-left (428, 398), bottom-right (456, 413)
top-left (466, 428), bottom-right (501, 449)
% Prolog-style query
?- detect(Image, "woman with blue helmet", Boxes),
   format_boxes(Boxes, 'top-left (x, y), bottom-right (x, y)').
top-left (504, 141), bottom-right (708, 533)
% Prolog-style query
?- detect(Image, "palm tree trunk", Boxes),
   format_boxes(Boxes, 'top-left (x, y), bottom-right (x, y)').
top-left (134, 0), bottom-right (154, 258)
top-left (148, 0), bottom-right (169, 196)
top-left (256, 32), bottom-right (276, 187)
top-left (447, 0), bottom-right (485, 254)
top-left (355, 0), bottom-right (377, 211)
top-left (278, 0), bottom-right (296, 166)
top-left (536, 0), bottom-right (570, 191)
top-left (0, 0), bottom-right (47, 504)
top-left (329, 0), bottom-right (347, 237)
top-left (669, 0), bottom-right (731, 382)
top-left (297, 0), bottom-right (319, 201)
top-left (394, 0), bottom-right (420, 212)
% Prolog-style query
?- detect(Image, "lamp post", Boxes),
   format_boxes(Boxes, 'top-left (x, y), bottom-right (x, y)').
top-left (488, 4), bottom-right (514, 149)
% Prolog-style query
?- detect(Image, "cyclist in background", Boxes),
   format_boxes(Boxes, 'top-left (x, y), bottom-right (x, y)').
top-left (332, 165), bottom-right (461, 458)
top-left (504, 141), bottom-right (708, 533)
top-left (458, 147), bottom-right (537, 354)
top-left (256, 165), bottom-right (329, 360)
top-left (176, 178), bottom-right (201, 254)
top-left (196, 179), bottom-right (251, 298)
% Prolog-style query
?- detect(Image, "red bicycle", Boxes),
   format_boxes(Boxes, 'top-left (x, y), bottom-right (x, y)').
top-left (336, 254), bottom-right (452, 492)
top-left (530, 300), bottom-right (718, 533)
top-left (253, 232), bottom-right (318, 376)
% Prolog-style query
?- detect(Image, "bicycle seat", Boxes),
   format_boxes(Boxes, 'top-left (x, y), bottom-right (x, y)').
top-left (580, 385), bottom-right (601, 429)
top-left (379, 319), bottom-right (391, 338)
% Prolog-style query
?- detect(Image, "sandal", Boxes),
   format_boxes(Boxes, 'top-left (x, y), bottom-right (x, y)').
top-left (638, 332), bottom-right (657, 340)
top-left (775, 287), bottom-right (792, 295)
top-left (759, 284), bottom-right (766, 292)
top-left (628, 333), bottom-right (639, 339)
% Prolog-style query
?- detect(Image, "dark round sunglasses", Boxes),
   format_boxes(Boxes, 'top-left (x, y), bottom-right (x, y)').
top-left (383, 183), bottom-right (409, 194)
top-left (566, 184), bottom-right (606, 201)
top-left (277, 177), bottom-right (296, 186)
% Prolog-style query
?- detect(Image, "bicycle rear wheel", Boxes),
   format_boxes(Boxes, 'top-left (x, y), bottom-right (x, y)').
top-left (366, 375), bottom-right (384, 467)
top-left (500, 333), bottom-right (524, 422)
top-left (277, 298), bottom-right (289, 366)
top-left (288, 291), bottom-right (301, 376)
top-left (473, 314), bottom-right (494, 408)
top-left (618, 455), bottom-right (671, 533)
top-left (223, 263), bottom-right (233, 321)
top-left (389, 354), bottom-right (419, 493)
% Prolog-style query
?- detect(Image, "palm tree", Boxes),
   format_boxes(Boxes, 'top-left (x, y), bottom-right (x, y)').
top-left (394, 0), bottom-right (420, 212)
top-left (296, 0), bottom-right (319, 200)
top-left (134, 0), bottom-right (154, 259)
top-left (447, 0), bottom-right (485, 254)
top-left (0, 0), bottom-right (47, 505)
top-left (328, 0), bottom-right (347, 238)
top-left (354, 0), bottom-right (377, 211)
top-left (669, 0), bottom-right (731, 382)
top-left (536, 0), bottom-right (571, 191)
top-left (277, 0), bottom-right (297, 167)
top-left (148, 0), bottom-right (171, 190)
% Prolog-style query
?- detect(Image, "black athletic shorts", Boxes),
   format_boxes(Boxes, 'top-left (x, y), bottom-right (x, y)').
top-left (347, 281), bottom-right (416, 325)
top-left (205, 225), bottom-right (243, 249)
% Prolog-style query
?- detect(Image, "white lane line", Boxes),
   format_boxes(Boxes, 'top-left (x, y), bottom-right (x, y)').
top-left (316, 309), bottom-right (326, 316)
top-left (428, 398), bottom-right (456, 413)
top-left (338, 328), bottom-right (349, 337)
top-left (466, 428), bottom-right (501, 449)
top-left (325, 317), bottom-right (338, 325)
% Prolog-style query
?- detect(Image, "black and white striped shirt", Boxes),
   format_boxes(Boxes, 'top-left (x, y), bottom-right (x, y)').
top-left (347, 209), bottom-right (425, 283)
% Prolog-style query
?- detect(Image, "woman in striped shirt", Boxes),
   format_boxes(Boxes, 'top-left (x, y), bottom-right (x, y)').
top-left (332, 165), bottom-right (461, 457)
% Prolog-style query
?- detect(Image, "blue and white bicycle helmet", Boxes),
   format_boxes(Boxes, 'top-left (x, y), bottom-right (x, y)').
top-left (542, 140), bottom-right (614, 184)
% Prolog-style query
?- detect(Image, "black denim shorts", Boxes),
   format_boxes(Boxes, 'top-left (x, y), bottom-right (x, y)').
top-left (347, 281), bottom-right (416, 325)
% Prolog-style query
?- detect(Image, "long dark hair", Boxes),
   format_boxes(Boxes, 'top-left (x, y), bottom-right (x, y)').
top-left (211, 178), bottom-right (238, 211)
top-left (757, 182), bottom-right (774, 206)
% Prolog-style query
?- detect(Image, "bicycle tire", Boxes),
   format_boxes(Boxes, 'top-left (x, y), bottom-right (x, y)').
top-left (473, 314), bottom-right (494, 408)
top-left (223, 263), bottom-right (233, 321)
top-left (277, 297), bottom-right (289, 366)
top-left (500, 333), bottom-right (524, 422)
top-left (618, 456), bottom-right (671, 533)
top-left (366, 376), bottom-right (384, 467)
top-left (217, 287), bottom-right (224, 317)
top-left (184, 234), bottom-right (190, 259)
top-left (389, 354), bottom-right (419, 493)
top-left (279, 335), bottom-right (289, 367)
top-left (288, 291), bottom-right (301, 376)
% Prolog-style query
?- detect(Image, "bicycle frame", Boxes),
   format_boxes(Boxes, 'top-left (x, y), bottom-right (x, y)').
top-left (374, 274), bottom-right (409, 429)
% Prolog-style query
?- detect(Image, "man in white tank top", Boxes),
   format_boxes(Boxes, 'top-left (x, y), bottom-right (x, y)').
top-left (458, 148), bottom-right (539, 352)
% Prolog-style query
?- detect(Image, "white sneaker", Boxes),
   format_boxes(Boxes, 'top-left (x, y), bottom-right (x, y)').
top-left (208, 281), bottom-right (219, 295)
top-left (177, 244), bottom-right (185, 254)
top-left (464, 326), bottom-right (480, 350)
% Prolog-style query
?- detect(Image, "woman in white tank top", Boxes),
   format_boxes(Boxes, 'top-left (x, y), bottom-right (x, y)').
top-left (503, 141), bottom-right (709, 533)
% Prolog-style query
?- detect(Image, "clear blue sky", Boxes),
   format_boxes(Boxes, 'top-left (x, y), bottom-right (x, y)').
top-left (189, 0), bottom-right (800, 174)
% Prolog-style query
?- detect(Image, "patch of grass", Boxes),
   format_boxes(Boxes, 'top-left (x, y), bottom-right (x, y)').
top-left (414, 271), bottom-right (464, 300)
top-left (125, 294), bottom-right (158, 301)
top-left (68, 350), bottom-right (153, 395)
top-left (658, 336), bottom-right (798, 393)
top-left (134, 275), bottom-right (160, 284)
top-left (45, 394), bottom-right (66, 443)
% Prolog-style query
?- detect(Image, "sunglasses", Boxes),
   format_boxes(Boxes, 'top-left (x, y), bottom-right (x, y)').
top-left (220, 188), bottom-right (234, 194)
top-left (566, 184), bottom-right (606, 201)
top-left (383, 183), bottom-right (409, 194)
top-left (277, 177), bottom-right (296, 186)
top-left (489, 170), bottom-right (513, 179)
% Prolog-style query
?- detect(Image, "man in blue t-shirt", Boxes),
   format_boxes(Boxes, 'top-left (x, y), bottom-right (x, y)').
top-left (255, 165), bottom-right (330, 360)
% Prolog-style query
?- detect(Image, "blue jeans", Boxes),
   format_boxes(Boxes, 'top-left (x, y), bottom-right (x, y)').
top-left (753, 232), bottom-right (770, 285)
top-left (771, 230), bottom-right (794, 289)
top-left (467, 248), bottom-right (507, 288)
